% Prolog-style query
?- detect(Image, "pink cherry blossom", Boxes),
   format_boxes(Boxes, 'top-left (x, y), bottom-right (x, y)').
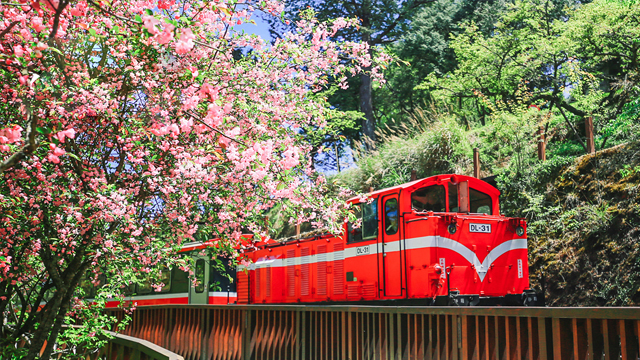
top-left (0, 125), bottom-right (22, 144)
top-left (143, 15), bottom-right (161, 35)
top-left (156, 22), bottom-right (175, 44)
top-left (0, 0), bottom-right (387, 355)
top-left (175, 28), bottom-right (195, 54)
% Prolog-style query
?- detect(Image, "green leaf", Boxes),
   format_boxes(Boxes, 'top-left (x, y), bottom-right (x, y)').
top-left (145, 9), bottom-right (153, 15)
top-left (134, 14), bottom-right (142, 23)
top-left (36, 127), bottom-right (51, 135)
top-left (67, 153), bottom-right (81, 161)
top-left (89, 28), bottom-right (97, 37)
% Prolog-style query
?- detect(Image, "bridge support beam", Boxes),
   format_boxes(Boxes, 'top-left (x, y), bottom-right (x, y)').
top-left (107, 305), bottom-right (640, 360)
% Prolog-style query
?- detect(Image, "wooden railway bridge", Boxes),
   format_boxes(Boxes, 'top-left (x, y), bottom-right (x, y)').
top-left (102, 305), bottom-right (640, 360)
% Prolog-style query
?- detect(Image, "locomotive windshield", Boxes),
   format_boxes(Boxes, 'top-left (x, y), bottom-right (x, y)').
top-left (470, 188), bottom-right (492, 214)
top-left (348, 200), bottom-right (378, 243)
top-left (411, 185), bottom-right (445, 212)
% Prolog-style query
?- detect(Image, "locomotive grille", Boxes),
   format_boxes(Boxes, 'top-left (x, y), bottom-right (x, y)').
top-left (333, 243), bottom-right (345, 295)
top-left (347, 284), bottom-right (360, 298)
top-left (362, 284), bottom-right (376, 298)
top-left (301, 247), bottom-right (310, 296)
top-left (255, 267), bottom-right (261, 300)
top-left (317, 245), bottom-right (327, 296)
top-left (237, 272), bottom-right (249, 304)
top-left (266, 265), bottom-right (271, 298)
top-left (286, 249), bottom-right (295, 297)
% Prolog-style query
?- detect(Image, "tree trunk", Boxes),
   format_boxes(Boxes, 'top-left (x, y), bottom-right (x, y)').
top-left (359, 72), bottom-right (376, 147)
top-left (359, 11), bottom-right (376, 149)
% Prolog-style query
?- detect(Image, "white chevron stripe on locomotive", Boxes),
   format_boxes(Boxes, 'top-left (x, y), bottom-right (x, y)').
top-left (240, 236), bottom-right (528, 282)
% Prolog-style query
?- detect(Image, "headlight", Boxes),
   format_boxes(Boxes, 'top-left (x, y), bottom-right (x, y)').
top-left (516, 226), bottom-right (525, 236)
top-left (448, 223), bottom-right (457, 234)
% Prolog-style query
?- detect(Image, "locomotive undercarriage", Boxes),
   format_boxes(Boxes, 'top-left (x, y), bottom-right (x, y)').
top-left (265, 290), bottom-right (544, 307)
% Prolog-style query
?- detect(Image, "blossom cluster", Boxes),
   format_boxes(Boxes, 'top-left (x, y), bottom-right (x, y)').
top-left (0, 0), bottom-right (388, 352)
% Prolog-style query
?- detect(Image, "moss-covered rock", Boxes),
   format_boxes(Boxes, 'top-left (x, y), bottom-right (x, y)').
top-left (528, 141), bottom-right (640, 306)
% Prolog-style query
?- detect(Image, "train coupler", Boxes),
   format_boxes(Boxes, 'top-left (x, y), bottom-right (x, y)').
top-left (434, 291), bottom-right (480, 306)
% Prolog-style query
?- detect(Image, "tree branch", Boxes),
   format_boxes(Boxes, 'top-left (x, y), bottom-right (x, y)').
top-left (557, 105), bottom-right (588, 152)
top-left (0, 111), bottom-right (40, 173)
top-left (48, 0), bottom-right (69, 40)
top-left (0, 21), bottom-right (19, 39)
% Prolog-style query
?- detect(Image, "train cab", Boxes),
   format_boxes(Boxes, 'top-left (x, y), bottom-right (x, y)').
top-left (238, 174), bottom-right (536, 306)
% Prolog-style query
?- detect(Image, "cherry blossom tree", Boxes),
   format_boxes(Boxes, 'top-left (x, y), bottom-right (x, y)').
top-left (0, 0), bottom-right (383, 357)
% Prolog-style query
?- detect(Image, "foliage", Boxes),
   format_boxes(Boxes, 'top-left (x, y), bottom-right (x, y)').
top-left (268, 0), bottom-right (434, 144)
top-left (0, 1), bottom-right (383, 358)
top-left (520, 142), bottom-right (640, 306)
top-left (334, 108), bottom-right (472, 192)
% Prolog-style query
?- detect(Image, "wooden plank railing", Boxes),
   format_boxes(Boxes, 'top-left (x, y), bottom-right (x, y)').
top-left (106, 305), bottom-right (640, 360)
top-left (99, 330), bottom-right (185, 360)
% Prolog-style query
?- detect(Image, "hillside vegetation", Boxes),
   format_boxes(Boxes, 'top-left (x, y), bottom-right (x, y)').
top-left (526, 142), bottom-right (640, 306)
top-left (322, 0), bottom-right (640, 306)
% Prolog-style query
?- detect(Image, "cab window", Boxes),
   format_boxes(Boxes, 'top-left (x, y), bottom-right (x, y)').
top-left (470, 189), bottom-right (492, 214)
top-left (384, 198), bottom-right (399, 235)
top-left (347, 200), bottom-right (378, 243)
top-left (411, 185), bottom-right (445, 212)
top-left (448, 182), bottom-right (458, 212)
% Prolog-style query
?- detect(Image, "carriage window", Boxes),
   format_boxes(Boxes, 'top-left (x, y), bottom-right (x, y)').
top-left (138, 276), bottom-right (152, 294)
top-left (158, 266), bottom-right (171, 293)
top-left (79, 274), bottom-right (96, 298)
top-left (384, 198), bottom-right (398, 235)
top-left (470, 189), bottom-right (492, 214)
top-left (170, 267), bottom-right (189, 293)
top-left (210, 257), bottom-right (236, 292)
top-left (194, 259), bottom-right (205, 293)
top-left (348, 200), bottom-right (378, 243)
top-left (448, 182), bottom-right (458, 212)
top-left (124, 282), bottom-right (136, 296)
top-left (411, 185), bottom-right (445, 212)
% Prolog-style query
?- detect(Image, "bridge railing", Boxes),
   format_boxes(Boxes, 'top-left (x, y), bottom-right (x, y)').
top-left (106, 305), bottom-right (640, 360)
top-left (99, 330), bottom-right (185, 360)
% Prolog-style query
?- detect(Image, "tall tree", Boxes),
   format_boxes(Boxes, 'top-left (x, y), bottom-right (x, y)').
top-left (273, 0), bottom-right (436, 147)
top-left (0, 1), bottom-right (376, 357)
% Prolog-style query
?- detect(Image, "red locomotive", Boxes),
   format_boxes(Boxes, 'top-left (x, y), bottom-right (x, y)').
top-left (236, 174), bottom-right (538, 306)
top-left (102, 174), bottom-right (539, 307)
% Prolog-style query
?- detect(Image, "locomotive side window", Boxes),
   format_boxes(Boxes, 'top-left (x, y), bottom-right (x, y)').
top-left (384, 198), bottom-right (399, 235)
top-left (194, 259), bottom-right (205, 293)
top-left (347, 200), bottom-right (378, 243)
top-left (411, 185), bottom-right (445, 212)
top-left (448, 182), bottom-right (458, 212)
top-left (347, 204), bottom-right (363, 243)
top-left (362, 200), bottom-right (378, 240)
top-left (470, 189), bottom-right (492, 214)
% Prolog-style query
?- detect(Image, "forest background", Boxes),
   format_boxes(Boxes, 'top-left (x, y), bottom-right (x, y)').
top-left (268, 0), bottom-right (640, 307)
top-left (1, 0), bottom-right (640, 357)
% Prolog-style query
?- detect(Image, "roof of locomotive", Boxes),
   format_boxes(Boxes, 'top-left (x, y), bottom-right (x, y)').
top-left (348, 174), bottom-right (500, 203)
